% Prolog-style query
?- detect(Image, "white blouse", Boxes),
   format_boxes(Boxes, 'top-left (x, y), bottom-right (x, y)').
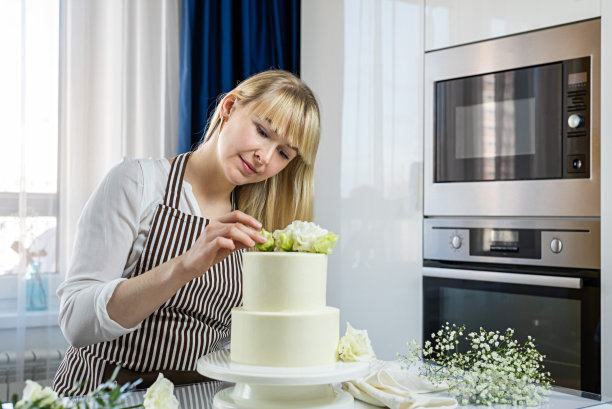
top-left (57, 157), bottom-right (203, 348)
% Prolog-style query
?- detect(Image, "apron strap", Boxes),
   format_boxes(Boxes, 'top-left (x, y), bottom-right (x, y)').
top-left (163, 152), bottom-right (191, 208)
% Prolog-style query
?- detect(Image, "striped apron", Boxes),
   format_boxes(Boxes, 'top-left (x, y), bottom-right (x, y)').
top-left (53, 152), bottom-right (243, 395)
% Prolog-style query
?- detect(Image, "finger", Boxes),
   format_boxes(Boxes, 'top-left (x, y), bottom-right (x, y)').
top-left (203, 221), bottom-right (254, 245)
top-left (206, 236), bottom-right (236, 252)
top-left (222, 224), bottom-right (259, 248)
top-left (224, 222), bottom-right (267, 243)
top-left (216, 210), bottom-right (262, 230)
top-left (209, 214), bottom-right (266, 244)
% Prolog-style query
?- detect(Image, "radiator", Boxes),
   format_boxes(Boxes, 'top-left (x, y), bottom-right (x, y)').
top-left (0, 349), bottom-right (64, 402)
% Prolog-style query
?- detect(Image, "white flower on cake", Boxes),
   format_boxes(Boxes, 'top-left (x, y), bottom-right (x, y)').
top-left (257, 220), bottom-right (339, 254)
top-left (15, 380), bottom-right (58, 408)
top-left (337, 322), bottom-right (376, 362)
top-left (143, 373), bottom-right (180, 409)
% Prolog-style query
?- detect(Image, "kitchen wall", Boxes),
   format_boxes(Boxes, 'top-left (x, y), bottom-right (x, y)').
top-left (303, 0), bottom-right (612, 395)
top-left (302, 0), bottom-right (425, 360)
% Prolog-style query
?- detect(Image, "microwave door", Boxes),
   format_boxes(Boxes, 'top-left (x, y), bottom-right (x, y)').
top-left (435, 63), bottom-right (563, 183)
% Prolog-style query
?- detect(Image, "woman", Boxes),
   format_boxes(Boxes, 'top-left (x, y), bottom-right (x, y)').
top-left (53, 70), bottom-right (321, 395)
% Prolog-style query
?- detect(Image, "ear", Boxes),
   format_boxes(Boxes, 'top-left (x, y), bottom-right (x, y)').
top-left (219, 94), bottom-right (238, 119)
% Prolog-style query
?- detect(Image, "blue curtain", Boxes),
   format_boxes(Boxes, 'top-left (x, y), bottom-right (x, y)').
top-left (178, 0), bottom-right (301, 153)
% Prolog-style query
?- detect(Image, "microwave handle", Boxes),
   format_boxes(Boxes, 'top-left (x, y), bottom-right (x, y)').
top-left (423, 267), bottom-right (583, 289)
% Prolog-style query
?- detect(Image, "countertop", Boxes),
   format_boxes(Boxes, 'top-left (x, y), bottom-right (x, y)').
top-left (117, 381), bottom-right (611, 409)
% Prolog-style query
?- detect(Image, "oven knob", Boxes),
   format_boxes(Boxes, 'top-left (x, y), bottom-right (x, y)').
top-left (451, 235), bottom-right (462, 249)
top-left (568, 114), bottom-right (584, 129)
top-left (550, 238), bottom-right (563, 254)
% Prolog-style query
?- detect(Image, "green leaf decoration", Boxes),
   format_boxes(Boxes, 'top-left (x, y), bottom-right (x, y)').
top-left (255, 228), bottom-right (274, 251)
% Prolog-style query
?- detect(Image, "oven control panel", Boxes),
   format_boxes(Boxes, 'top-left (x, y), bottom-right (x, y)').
top-left (424, 218), bottom-right (600, 270)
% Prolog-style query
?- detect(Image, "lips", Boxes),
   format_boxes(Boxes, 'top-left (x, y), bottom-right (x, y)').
top-left (240, 156), bottom-right (257, 174)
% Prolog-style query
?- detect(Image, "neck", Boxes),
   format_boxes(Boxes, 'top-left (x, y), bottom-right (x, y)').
top-left (185, 140), bottom-right (235, 205)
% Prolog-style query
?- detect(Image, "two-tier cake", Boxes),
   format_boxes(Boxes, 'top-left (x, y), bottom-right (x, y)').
top-left (230, 252), bottom-right (339, 367)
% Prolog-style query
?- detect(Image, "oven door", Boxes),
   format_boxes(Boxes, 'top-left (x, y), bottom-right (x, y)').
top-left (423, 263), bottom-right (600, 394)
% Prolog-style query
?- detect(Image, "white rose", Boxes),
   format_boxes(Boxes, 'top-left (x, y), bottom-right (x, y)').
top-left (16, 380), bottom-right (58, 408)
top-left (273, 221), bottom-right (329, 252)
top-left (337, 322), bottom-right (376, 362)
top-left (143, 374), bottom-right (179, 409)
top-left (293, 221), bottom-right (329, 252)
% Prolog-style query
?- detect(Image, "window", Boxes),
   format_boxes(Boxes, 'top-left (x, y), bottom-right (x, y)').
top-left (0, 0), bottom-right (59, 278)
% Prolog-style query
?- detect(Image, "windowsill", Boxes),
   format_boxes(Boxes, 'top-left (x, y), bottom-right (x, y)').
top-left (0, 309), bottom-right (59, 330)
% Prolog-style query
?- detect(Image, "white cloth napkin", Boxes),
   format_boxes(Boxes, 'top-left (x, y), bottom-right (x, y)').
top-left (342, 361), bottom-right (458, 409)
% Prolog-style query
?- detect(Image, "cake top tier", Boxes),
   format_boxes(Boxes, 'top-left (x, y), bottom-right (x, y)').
top-left (241, 252), bottom-right (328, 312)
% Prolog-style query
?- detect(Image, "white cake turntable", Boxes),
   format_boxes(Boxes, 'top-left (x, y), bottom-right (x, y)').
top-left (197, 350), bottom-right (370, 409)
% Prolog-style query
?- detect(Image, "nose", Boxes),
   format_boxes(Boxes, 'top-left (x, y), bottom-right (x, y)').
top-left (255, 141), bottom-right (276, 165)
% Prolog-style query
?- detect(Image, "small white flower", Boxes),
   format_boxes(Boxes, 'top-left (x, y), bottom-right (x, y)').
top-left (143, 374), bottom-right (180, 409)
top-left (399, 324), bottom-right (551, 406)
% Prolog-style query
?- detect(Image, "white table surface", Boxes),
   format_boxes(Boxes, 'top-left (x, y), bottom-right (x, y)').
top-left (353, 390), bottom-right (611, 409)
top-left (115, 380), bottom-right (609, 409)
top-left (96, 358), bottom-right (611, 409)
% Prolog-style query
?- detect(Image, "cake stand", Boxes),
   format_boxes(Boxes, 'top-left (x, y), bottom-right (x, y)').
top-left (197, 350), bottom-right (370, 409)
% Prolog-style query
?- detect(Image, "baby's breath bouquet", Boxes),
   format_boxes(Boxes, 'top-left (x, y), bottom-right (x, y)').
top-left (399, 323), bottom-right (553, 406)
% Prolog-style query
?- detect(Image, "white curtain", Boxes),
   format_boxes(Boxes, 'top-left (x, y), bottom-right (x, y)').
top-left (58, 0), bottom-right (181, 274)
top-left (0, 0), bottom-right (180, 398)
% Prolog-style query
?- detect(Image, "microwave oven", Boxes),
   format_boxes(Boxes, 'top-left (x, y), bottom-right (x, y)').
top-left (424, 19), bottom-right (600, 217)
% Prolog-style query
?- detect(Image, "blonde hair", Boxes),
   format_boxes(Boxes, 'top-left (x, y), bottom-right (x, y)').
top-left (202, 70), bottom-right (321, 232)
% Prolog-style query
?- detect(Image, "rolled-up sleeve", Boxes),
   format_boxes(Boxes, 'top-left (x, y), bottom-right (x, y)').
top-left (57, 158), bottom-right (144, 347)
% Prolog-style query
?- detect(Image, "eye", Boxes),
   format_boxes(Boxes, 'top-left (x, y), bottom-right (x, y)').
top-left (256, 125), bottom-right (268, 138)
top-left (278, 149), bottom-right (290, 160)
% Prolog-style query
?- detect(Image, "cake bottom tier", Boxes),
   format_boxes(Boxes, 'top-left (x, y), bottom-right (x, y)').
top-left (230, 306), bottom-right (339, 367)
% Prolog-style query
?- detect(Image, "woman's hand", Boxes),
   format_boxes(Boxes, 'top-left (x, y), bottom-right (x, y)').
top-left (107, 210), bottom-right (265, 329)
top-left (178, 210), bottom-right (267, 281)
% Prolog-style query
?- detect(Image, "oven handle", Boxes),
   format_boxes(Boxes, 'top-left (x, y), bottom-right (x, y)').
top-left (423, 267), bottom-right (583, 289)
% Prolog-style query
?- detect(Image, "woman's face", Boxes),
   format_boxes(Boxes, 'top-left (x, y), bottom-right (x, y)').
top-left (217, 99), bottom-right (299, 186)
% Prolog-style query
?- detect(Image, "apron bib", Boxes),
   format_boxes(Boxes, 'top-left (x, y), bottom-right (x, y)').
top-left (53, 153), bottom-right (242, 395)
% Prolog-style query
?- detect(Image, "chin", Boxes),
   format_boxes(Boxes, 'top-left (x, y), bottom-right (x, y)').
top-left (227, 171), bottom-right (256, 187)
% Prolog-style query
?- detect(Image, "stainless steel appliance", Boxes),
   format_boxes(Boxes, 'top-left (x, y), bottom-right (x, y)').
top-left (424, 19), bottom-right (600, 217)
top-left (423, 217), bottom-right (600, 393)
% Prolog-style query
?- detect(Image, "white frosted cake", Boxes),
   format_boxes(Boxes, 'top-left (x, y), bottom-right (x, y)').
top-left (230, 252), bottom-right (339, 367)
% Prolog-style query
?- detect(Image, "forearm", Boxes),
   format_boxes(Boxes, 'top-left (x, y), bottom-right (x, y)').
top-left (107, 210), bottom-right (265, 329)
top-left (106, 254), bottom-right (192, 328)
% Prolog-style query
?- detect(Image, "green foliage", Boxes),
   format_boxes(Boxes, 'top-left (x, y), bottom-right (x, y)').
top-left (255, 228), bottom-right (274, 251)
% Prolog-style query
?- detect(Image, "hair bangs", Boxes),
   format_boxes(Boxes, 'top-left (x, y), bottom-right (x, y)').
top-left (248, 89), bottom-right (319, 166)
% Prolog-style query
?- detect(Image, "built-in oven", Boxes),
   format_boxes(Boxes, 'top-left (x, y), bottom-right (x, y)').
top-left (424, 19), bottom-right (600, 217)
top-left (423, 217), bottom-right (600, 394)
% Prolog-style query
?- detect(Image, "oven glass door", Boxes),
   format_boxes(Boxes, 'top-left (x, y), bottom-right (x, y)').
top-left (435, 63), bottom-right (562, 182)
top-left (423, 269), bottom-right (600, 394)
